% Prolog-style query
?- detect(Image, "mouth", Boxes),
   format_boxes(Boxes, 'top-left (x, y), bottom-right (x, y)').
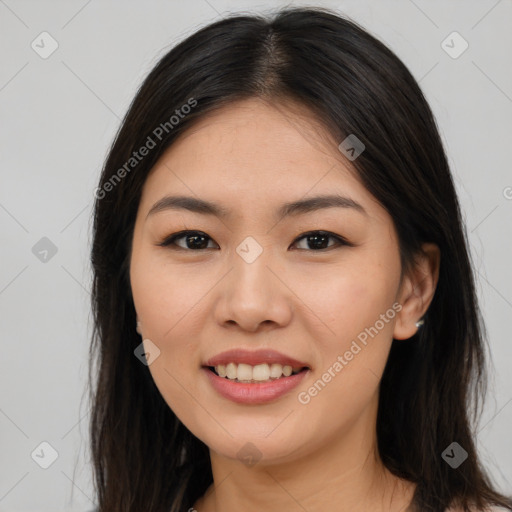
top-left (205, 363), bottom-right (310, 384)
top-left (202, 363), bottom-right (311, 404)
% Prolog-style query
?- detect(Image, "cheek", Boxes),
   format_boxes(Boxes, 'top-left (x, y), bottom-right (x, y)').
top-left (130, 254), bottom-right (204, 418)
top-left (293, 269), bottom-right (399, 417)
top-left (296, 261), bottom-right (399, 340)
top-left (130, 247), bottom-right (207, 342)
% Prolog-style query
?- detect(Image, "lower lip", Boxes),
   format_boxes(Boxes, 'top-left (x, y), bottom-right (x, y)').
top-left (202, 367), bottom-right (310, 404)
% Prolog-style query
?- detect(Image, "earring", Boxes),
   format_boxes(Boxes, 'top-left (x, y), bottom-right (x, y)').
top-left (136, 320), bottom-right (142, 335)
top-left (415, 318), bottom-right (425, 329)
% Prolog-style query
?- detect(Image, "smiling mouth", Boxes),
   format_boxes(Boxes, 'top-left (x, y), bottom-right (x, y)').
top-left (206, 363), bottom-right (309, 383)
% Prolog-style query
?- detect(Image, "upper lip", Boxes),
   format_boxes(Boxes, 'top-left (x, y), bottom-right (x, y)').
top-left (203, 349), bottom-right (310, 369)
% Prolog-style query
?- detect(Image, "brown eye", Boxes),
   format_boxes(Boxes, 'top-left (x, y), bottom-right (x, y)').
top-left (157, 229), bottom-right (352, 252)
top-left (157, 231), bottom-right (218, 250)
top-left (291, 230), bottom-right (351, 251)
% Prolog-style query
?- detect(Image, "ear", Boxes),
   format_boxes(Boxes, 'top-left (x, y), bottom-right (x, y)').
top-left (393, 243), bottom-right (441, 340)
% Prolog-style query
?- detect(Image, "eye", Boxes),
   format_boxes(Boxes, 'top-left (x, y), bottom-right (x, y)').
top-left (291, 230), bottom-right (352, 251)
top-left (156, 230), bottom-right (352, 251)
top-left (157, 230), bottom-right (219, 250)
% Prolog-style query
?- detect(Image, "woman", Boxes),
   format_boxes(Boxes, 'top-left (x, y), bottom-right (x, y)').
top-left (89, 6), bottom-right (512, 512)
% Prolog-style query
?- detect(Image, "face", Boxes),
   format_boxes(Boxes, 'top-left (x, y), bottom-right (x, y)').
top-left (129, 97), bottom-right (411, 465)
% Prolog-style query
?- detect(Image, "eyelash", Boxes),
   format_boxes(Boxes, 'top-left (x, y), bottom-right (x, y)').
top-left (156, 230), bottom-right (353, 252)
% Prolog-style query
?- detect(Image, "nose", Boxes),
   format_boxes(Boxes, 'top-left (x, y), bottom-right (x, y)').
top-left (213, 251), bottom-right (293, 333)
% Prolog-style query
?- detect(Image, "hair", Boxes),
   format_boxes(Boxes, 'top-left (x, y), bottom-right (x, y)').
top-left (88, 6), bottom-right (512, 512)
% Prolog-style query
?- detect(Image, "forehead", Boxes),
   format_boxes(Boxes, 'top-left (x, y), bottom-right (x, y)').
top-left (138, 97), bottom-right (381, 221)
top-left (157, 97), bottom-right (342, 171)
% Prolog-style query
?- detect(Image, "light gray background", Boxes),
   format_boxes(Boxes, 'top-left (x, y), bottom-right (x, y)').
top-left (1, 1), bottom-right (511, 510)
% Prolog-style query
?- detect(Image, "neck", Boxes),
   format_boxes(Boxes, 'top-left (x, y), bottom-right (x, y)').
top-left (194, 394), bottom-right (416, 512)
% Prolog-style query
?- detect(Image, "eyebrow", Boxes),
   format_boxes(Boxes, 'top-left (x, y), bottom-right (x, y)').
top-left (146, 194), bottom-right (367, 220)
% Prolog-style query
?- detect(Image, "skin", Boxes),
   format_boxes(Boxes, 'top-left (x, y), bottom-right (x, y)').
top-left (129, 97), bottom-right (440, 512)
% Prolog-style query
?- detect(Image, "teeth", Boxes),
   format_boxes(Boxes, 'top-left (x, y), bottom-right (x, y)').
top-left (237, 363), bottom-right (253, 381)
top-left (270, 363), bottom-right (284, 378)
top-left (253, 363), bottom-right (270, 381)
top-left (213, 362), bottom-right (303, 382)
top-left (226, 363), bottom-right (237, 379)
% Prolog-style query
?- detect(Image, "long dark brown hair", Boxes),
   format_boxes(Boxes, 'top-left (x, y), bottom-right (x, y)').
top-left (88, 7), bottom-right (512, 512)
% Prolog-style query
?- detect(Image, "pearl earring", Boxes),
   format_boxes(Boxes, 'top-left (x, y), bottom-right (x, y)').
top-left (415, 318), bottom-right (425, 329)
